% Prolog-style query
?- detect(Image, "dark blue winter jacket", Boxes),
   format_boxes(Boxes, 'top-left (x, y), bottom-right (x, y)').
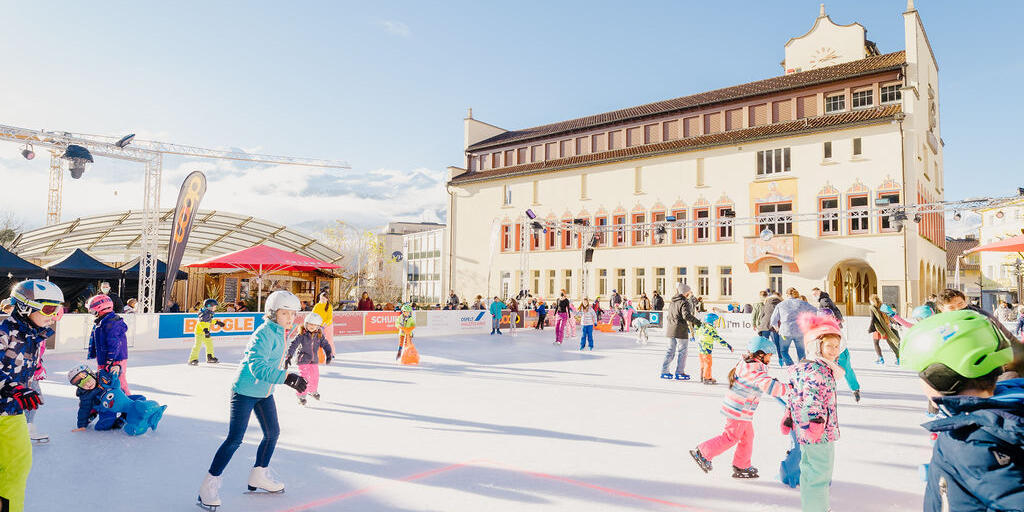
top-left (0, 314), bottom-right (52, 416)
top-left (536, 304), bottom-right (547, 315)
top-left (88, 313), bottom-right (128, 366)
top-left (923, 378), bottom-right (1024, 512)
top-left (75, 385), bottom-right (121, 430)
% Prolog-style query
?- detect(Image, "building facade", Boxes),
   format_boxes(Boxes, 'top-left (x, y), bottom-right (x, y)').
top-left (976, 198), bottom-right (1024, 307)
top-left (946, 236), bottom-right (981, 301)
top-left (401, 227), bottom-right (447, 305)
top-left (447, 3), bottom-right (945, 315)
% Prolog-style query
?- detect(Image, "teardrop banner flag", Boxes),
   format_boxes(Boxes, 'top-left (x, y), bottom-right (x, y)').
top-left (163, 171), bottom-right (207, 310)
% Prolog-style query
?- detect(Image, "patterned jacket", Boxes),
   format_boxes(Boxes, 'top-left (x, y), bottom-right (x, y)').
top-left (785, 359), bottom-right (840, 445)
top-left (693, 324), bottom-right (733, 355)
top-left (0, 314), bottom-right (54, 416)
top-left (197, 307), bottom-right (215, 324)
top-left (721, 359), bottom-right (788, 421)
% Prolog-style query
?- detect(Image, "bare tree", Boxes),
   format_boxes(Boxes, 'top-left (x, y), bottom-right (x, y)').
top-left (0, 211), bottom-right (24, 249)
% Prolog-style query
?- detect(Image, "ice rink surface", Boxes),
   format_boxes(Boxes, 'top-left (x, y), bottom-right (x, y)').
top-left (28, 327), bottom-right (930, 511)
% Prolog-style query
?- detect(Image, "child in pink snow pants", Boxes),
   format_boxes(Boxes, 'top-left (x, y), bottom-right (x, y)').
top-left (554, 292), bottom-right (571, 344)
top-left (691, 335), bottom-right (788, 478)
top-left (285, 313), bottom-right (333, 405)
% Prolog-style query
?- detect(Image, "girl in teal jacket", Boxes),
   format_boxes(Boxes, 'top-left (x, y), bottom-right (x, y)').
top-left (198, 291), bottom-right (308, 510)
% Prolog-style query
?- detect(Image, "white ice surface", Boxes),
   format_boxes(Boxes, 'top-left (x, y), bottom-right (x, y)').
top-left (27, 328), bottom-right (929, 511)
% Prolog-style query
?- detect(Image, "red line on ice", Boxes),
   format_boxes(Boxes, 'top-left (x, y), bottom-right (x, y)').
top-left (279, 458), bottom-right (709, 512)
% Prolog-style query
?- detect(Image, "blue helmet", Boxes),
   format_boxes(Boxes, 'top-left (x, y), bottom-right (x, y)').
top-left (203, 298), bottom-right (218, 309)
top-left (911, 305), bottom-right (935, 321)
top-left (879, 304), bottom-right (896, 317)
top-left (747, 335), bottom-right (776, 355)
top-left (703, 313), bottom-right (719, 324)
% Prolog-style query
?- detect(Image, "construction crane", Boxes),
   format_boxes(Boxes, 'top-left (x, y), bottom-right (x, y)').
top-left (0, 123), bottom-right (349, 313)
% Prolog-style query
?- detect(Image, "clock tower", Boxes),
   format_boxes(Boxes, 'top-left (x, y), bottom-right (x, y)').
top-left (782, 4), bottom-right (879, 74)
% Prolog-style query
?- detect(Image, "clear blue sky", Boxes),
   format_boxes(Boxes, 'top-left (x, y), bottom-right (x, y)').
top-left (0, 1), bottom-right (1019, 229)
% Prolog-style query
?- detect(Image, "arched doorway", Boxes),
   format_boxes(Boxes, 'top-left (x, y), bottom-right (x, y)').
top-left (828, 259), bottom-right (879, 317)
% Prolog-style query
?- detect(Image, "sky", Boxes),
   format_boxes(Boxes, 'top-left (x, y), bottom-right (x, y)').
top-left (0, 1), bottom-right (1019, 236)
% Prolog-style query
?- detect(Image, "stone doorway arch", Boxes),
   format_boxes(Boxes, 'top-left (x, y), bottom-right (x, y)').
top-left (828, 259), bottom-right (879, 317)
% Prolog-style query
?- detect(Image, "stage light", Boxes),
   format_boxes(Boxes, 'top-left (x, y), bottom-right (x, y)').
top-left (996, 210), bottom-right (1005, 219)
top-left (115, 133), bottom-right (136, 148)
top-left (61, 144), bottom-right (93, 180)
top-left (20, 144), bottom-right (34, 160)
top-left (953, 211), bottom-right (962, 221)
top-left (759, 228), bottom-right (774, 242)
top-left (874, 197), bottom-right (892, 207)
top-left (525, 209), bottom-right (537, 220)
top-left (572, 218), bottom-right (586, 225)
top-left (913, 213), bottom-right (922, 224)
top-left (530, 221), bottom-right (544, 232)
top-left (665, 215), bottom-right (676, 222)
top-left (1018, 187), bottom-right (1024, 197)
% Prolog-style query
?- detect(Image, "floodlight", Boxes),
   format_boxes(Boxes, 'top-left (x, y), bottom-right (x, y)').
top-left (525, 209), bottom-right (537, 220)
top-left (20, 144), bottom-right (34, 160)
top-left (953, 211), bottom-right (962, 221)
top-left (665, 215), bottom-right (676, 222)
top-left (115, 133), bottom-right (136, 148)
top-left (759, 228), bottom-right (774, 242)
top-left (61, 144), bottom-right (93, 180)
top-left (996, 210), bottom-right (1005, 219)
top-left (913, 213), bottom-right (922, 224)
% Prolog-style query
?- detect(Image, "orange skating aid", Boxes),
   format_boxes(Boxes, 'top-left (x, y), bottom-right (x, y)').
top-left (398, 330), bottom-right (419, 365)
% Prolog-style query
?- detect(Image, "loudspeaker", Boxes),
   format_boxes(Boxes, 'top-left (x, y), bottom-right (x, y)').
top-left (583, 248), bottom-right (594, 263)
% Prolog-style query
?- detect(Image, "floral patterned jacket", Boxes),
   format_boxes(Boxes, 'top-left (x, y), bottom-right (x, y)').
top-left (785, 359), bottom-right (840, 445)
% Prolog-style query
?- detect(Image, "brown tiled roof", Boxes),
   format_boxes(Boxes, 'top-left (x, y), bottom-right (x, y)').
top-left (946, 238), bottom-right (980, 270)
top-left (451, 104), bottom-right (902, 185)
top-left (468, 51), bottom-right (906, 152)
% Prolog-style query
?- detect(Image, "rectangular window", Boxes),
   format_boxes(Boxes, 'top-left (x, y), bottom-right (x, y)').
top-left (676, 266), bottom-right (687, 286)
top-left (717, 206), bottom-right (734, 241)
top-left (853, 137), bottom-right (863, 156)
top-left (504, 150), bottom-right (515, 165)
top-left (591, 133), bottom-right (606, 152)
top-left (696, 158), bottom-right (705, 186)
top-left (546, 224), bottom-right (557, 250)
top-left (720, 266), bottom-right (733, 297)
top-left (671, 209), bottom-right (687, 243)
top-left (580, 174), bottom-right (588, 199)
top-left (492, 152), bottom-right (502, 168)
top-left (564, 269), bottom-right (572, 296)
top-left (502, 185), bottom-right (512, 206)
top-left (819, 197), bottom-right (839, 235)
top-left (694, 208), bottom-right (710, 242)
top-left (632, 213), bottom-right (647, 245)
top-left (532, 270), bottom-right (540, 295)
top-left (608, 131), bottom-right (622, 149)
top-left (560, 139), bottom-right (572, 158)
top-left (545, 142), bottom-right (556, 160)
top-left (768, 265), bottom-right (783, 294)
top-left (479, 155), bottom-right (487, 171)
top-left (825, 94), bottom-right (845, 113)
top-left (530, 145), bottom-right (542, 162)
top-left (616, 269), bottom-right (626, 296)
top-left (635, 268), bottom-right (646, 296)
top-left (561, 220), bottom-right (573, 249)
top-left (756, 148), bottom-right (791, 176)
top-left (576, 137), bottom-right (587, 155)
top-left (594, 216), bottom-right (608, 246)
top-left (879, 192), bottom-right (901, 232)
top-left (598, 269), bottom-right (607, 296)
top-left (757, 202), bottom-right (793, 236)
top-left (881, 84), bottom-right (901, 104)
top-left (613, 215), bottom-right (626, 246)
top-left (823, 141), bottom-right (832, 160)
top-left (652, 211), bottom-right (666, 244)
top-left (501, 224), bottom-right (511, 251)
top-left (852, 90), bottom-right (873, 109)
top-left (697, 267), bottom-right (710, 296)
top-left (849, 195), bottom-right (869, 233)
top-left (548, 270), bottom-right (556, 296)
top-left (654, 267), bottom-right (666, 296)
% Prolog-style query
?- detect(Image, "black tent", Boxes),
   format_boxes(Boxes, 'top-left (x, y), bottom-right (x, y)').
top-left (44, 249), bottom-right (123, 311)
top-left (120, 258), bottom-right (188, 281)
top-left (0, 245), bottom-right (46, 296)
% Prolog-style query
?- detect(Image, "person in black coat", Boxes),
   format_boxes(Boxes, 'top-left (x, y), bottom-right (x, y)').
top-left (652, 290), bottom-right (665, 311)
top-left (99, 282), bottom-right (125, 313)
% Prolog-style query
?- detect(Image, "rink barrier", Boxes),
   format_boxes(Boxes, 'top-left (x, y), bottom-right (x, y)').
top-left (42, 311), bottom-right (873, 354)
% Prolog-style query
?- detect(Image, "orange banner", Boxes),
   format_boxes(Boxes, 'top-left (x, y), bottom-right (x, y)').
top-left (364, 311), bottom-right (400, 335)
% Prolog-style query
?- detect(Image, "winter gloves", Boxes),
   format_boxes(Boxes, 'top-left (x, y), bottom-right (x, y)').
top-left (203, 328), bottom-right (211, 337)
top-left (215, 321), bottom-right (226, 328)
top-left (284, 373), bottom-right (307, 393)
top-left (3, 384), bottom-right (42, 411)
top-left (780, 414), bottom-right (793, 435)
top-left (325, 355), bottom-right (333, 364)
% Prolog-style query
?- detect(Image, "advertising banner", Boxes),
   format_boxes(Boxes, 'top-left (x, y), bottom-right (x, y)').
top-left (158, 313), bottom-right (263, 340)
top-left (163, 171), bottom-right (207, 310)
top-left (713, 313), bottom-right (756, 337)
top-left (498, 310), bottom-right (526, 329)
top-left (631, 310), bottom-right (663, 328)
top-left (364, 311), bottom-right (400, 335)
top-left (332, 312), bottom-right (364, 337)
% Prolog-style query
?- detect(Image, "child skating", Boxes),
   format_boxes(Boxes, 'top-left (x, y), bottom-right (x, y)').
top-left (691, 335), bottom-right (789, 478)
top-left (286, 313), bottom-right (333, 406)
top-left (782, 312), bottom-right (844, 512)
top-left (578, 298), bottom-right (596, 351)
top-left (693, 313), bottom-right (734, 384)
top-left (189, 298), bottom-right (225, 366)
top-left (87, 294), bottom-right (131, 393)
top-left (632, 315), bottom-right (651, 344)
top-left (395, 304), bottom-right (419, 365)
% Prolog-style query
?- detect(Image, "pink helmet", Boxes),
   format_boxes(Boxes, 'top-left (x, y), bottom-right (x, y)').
top-left (87, 294), bottom-right (114, 316)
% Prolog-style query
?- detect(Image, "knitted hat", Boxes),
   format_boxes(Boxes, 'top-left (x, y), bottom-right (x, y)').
top-left (676, 282), bottom-right (692, 295)
top-left (798, 311), bottom-right (844, 357)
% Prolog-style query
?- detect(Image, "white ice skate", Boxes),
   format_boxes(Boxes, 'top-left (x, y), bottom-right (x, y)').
top-left (197, 473), bottom-right (222, 510)
top-left (247, 466), bottom-right (285, 493)
top-left (28, 423), bottom-right (49, 444)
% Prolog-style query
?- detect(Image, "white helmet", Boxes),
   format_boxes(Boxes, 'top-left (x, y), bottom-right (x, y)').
top-left (264, 290), bottom-right (301, 315)
top-left (10, 279), bottom-right (64, 315)
top-left (303, 312), bottom-right (323, 327)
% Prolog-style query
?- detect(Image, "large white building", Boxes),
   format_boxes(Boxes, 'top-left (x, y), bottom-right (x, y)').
top-left (976, 198), bottom-right (1024, 307)
top-left (446, 3), bottom-right (946, 315)
top-left (401, 227), bottom-right (447, 305)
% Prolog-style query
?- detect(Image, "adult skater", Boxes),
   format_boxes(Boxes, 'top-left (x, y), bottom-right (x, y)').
top-left (868, 294), bottom-right (900, 365)
top-left (0, 279), bottom-right (64, 512)
top-left (198, 290), bottom-right (308, 510)
top-left (661, 282), bottom-right (702, 380)
top-left (554, 291), bottom-right (571, 345)
top-left (769, 288), bottom-right (817, 366)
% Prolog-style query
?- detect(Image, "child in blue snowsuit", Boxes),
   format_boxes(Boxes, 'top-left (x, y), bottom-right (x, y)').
top-left (69, 366), bottom-right (122, 431)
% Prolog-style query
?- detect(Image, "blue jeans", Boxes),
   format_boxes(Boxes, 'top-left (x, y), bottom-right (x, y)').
top-left (209, 392), bottom-right (280, 476)
top-left (662, 337), bottom-right (689, 374)
top-left (779, 335), bottom-right (805, 366)
top-left (491, 315), bottom-right (501, 333)
top-left (580, 325), bottom-right (594, 349)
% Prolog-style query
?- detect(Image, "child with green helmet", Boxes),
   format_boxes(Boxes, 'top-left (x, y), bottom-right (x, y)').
top-left (901, 310), bottom-right (1023, 512)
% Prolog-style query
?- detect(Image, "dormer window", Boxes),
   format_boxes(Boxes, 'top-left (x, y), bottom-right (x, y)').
top-left (881, 84), bottom-right (901, 104)
top-left (825, 94), bottom-right (845, 113)
top-left (852, 90), bottom-right (873, 109)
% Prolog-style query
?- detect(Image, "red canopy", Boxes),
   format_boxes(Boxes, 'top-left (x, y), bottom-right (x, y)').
top-left (964, 234), bottom-right (1024, 255)
top-left (187, 244), bottom-right (340, 272)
